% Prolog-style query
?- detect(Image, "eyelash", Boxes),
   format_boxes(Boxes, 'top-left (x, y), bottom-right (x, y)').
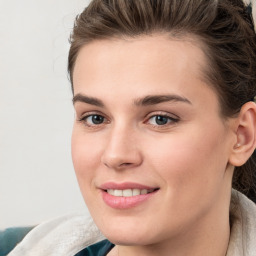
top-left (78, 112), bottom-right (180, 128)
top-left (78, 113), bottom-right (108, 127)
top-left (145, 113), bottom-right (179, 127)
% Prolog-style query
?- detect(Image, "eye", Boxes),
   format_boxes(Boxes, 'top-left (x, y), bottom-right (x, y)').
top-left (80, 114), bottom-right (106, 126)
top-left (147, 114), bottom-right (179, 126)
top-left (88, 115), bottom-right (105, 124)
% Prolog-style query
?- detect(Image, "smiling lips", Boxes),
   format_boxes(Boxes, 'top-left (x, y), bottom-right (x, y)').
top-left (100, 182), bottom-right (159, 209)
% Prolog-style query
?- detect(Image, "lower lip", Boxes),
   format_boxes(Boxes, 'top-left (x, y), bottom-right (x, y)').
top-left (101, 190), bottom-right (158, 209)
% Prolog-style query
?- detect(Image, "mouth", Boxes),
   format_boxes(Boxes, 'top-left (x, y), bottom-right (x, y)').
top-left (104, 188), bottom-right (159, 197)
top-left (100, 183), bottom-right (160, 209)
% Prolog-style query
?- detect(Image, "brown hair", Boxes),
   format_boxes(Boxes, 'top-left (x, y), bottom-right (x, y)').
top-left (68, 0), bottom-right (256, 198)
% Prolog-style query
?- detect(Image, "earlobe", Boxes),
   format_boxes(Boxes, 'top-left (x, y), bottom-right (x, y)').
top-left (229, 102), bottom-right (256, 167)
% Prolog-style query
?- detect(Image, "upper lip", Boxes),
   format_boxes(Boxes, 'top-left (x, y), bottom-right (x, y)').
top-left (99, 182), bottom-right (158, 190)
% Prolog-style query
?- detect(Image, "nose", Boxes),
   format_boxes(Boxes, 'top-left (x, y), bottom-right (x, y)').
top-left (101, 126), bottom-right (142, 170)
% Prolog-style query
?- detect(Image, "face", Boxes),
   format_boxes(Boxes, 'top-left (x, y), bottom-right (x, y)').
top-left (72, 35), bottom-right (235, 246)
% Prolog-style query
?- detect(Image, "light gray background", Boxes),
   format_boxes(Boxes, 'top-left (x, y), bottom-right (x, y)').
top-left (0, 0), bottom-right (91, 229)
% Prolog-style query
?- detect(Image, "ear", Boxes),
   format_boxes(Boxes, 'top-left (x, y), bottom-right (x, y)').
top-left (229, 102), bottom-right (256, 167)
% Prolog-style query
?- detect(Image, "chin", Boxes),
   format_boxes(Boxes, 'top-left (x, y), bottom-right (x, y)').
top-left (98, 221), bottom-right (163, 246)
top-left (106, 233), bottom-right (152, 246)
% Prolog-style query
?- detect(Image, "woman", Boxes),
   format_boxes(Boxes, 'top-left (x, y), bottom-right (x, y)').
top-left (69, 0), bottom-right (256, 255)
top-left (8, 0), bottom-right (256, 255)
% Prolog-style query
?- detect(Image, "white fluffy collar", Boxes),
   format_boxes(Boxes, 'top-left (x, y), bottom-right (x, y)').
top-left (226, 190), bottom-right (256, 255)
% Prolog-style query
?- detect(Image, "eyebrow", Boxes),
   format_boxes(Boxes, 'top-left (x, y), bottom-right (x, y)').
top-left (73, 93), bottom-right (105, 107)
top-left (73, 93), bottom-right (191, 107)
top-left (134, 94), bottom-right (192, 106)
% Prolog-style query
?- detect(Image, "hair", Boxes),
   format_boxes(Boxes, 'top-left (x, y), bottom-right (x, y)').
top-left (68, 0), bottom-right (256, 200)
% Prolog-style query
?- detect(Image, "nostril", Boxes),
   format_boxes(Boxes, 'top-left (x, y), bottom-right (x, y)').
top-left (120, 163), bottom-right (132, 166)
top-left (101, 151), bottom-right (143, 169)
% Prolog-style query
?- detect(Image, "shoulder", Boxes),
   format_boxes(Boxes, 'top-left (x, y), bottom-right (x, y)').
top-left (7, 213), bottom-right (105, 256)
top-left (227, 190), bottom-right (256, 256)
top-left (0, 226), bottom-right (34, 256)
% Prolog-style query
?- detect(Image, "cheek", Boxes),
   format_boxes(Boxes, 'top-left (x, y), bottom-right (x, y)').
top-left (71, 128), bottom-right (101, 186)
top-left (145, 123), bottom-right (229, 191)
top-left (140, 124), bottom-right (230, 229)
top-left (71, 129), bottom-right (105, 213)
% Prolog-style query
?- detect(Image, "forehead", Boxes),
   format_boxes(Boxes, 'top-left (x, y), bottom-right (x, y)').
top-left (73, 35), bottom-right (211, 99)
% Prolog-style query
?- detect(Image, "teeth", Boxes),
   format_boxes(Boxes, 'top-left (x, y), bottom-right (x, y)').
top-left (141, 189), bottom-right (148, 195)
top-left (108, 189), bottom-right (115, 196)
top-left (114, 190), bottom-right (123, 197)
top-left (132, 189), bottom-right (140, 196)
top-left (106, 188), bottom-right (155, 197)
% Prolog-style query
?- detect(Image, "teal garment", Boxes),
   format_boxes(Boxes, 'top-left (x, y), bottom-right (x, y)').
top-left (0, 226), bottom-right (35, 256)
top-left (75, 239), bottom-right (114, 256)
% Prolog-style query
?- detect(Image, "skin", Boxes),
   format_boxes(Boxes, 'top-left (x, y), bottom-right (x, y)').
top-left (71, 35), bottom-right (242, 256)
